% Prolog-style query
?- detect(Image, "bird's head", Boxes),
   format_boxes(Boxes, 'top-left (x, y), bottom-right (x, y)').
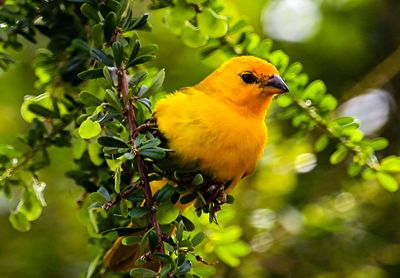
top-left (196, 56), bottom-right (289, 117)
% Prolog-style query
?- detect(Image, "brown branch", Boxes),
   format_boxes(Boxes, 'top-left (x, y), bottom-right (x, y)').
top-left (117, 67), bottom-right (165, 254)
top-left (343, 44), bottom-right (400, 101)
top-left (132, 118), bottom-right (157, 137)
top-left (102, 181), bottom-right (141, 211)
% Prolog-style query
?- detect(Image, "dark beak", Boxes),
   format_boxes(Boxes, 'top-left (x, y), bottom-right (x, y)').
top-left (263, 74), bottom-right (289, 94)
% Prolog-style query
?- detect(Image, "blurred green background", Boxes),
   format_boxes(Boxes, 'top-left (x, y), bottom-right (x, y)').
top-left (1, 0), bottom-right (400, 277)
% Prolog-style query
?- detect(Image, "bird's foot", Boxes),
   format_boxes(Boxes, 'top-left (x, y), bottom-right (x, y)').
top-left (195, 182), bottom-right (228, 224)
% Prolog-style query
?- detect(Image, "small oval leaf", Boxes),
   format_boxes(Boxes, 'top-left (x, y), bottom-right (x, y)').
top-left (79, 119), bottom-right (101, 139)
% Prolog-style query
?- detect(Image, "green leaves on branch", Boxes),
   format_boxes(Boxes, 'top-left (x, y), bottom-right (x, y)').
top-left (164, 1), bottom-right (228, 47)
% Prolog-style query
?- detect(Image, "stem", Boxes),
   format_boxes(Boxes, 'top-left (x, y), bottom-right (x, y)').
top-left (0, 119), bottom-right (74, 183)
top-left (294, 97), bottom-right (379, 169)
top-left (102, 181), bottom-right (141, 210)
top-left (117, 67), bottom-right (165, 253)
top-left (0, 151), bottom-right (37, 182)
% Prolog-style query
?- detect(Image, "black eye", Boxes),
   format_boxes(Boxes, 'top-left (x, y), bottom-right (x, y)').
top-left (240, 73), bottom-right (257, 84)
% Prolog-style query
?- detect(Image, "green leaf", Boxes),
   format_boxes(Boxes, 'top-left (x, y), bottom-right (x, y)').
top-left (226, 195), bottom-right (235, 204)
top-left (155, 183), bottom-right (175, 203)
top-left (330, 145), bottom-right (349, 164)
top-left (112, 41), bottom-right (124, 67)
top-left (19, 190), bottom-right (42, 221)
top-left (107, 0), bottom-right (121, 12)
top-left (179, 215), bottom-right (195, 231)
top-left (191, 173), bottom-right (204, 186)
top-left (348, 163), bottom-right (362, 177)
top-left (176, 220), bottom-right (184, 242)
top-left (191, 232), bottom-right (206, 247)
top-left (140, 148), bottom-right (166, 160)
top-left (79, 119), bottom-right (102, 139)
top-left (27, 104), bottom-right (58, 118)
top-left (186, 0), bottom-right (207, 3)
top-left (81, 3), bottom-right (99, 22)
top-left (128, 39), bottom-right (140, 64)
top-left (156, 202), bottom-right (179, 225)
top-left (72, 38), bottom-right (90, 52)
top-left (181, 22), bottom-right (209, 48)
top-left (197, 8), bottom-right (228, 38)
top-left (254, 39), bottom-right (273, 59)
top-left (180, 192), bottom-right (197, 204)
top-left (122, 236), bottom-right (142, 246)
top-left (114, 165), bottom-right (121, 193)
top-left (138, 138), bottom-right (162, 149)
top-left (88, 142), bottom-right (104, 166)
top-left (78, 68), bottom-right (104, 80)
top-left (315, 134), bottom-right (329, 152)
top-left (370, 137), bottom-right (389, 151)
top-left (130, 268), bottom-right (157, 278)
top-left (269, 50), bottom-right (289, 73)
top-left (377, 172), bottom-right (399, 192)
top-left (139, 69), bottom-right (165, 98)
top-left (284, 62), bottom-right (303, 79)
top-left (303, 80), bottom-right (326, 102)
top-left (104, 12), bottom-right (117, 42)
top-left (98, 186), bottom-right (112, 201)
top-left (177, 260), bottom-right (192, 274)
top-left (129, 13), bottom-right (149, 30)
top-left (129, 71), bottom-right (147, 87)
top-left (105, 89), bottom-right (123, 111)
top-left (319, 94), bottom-right (337, 112)
top-left (275, 94), bottom-right (293, 108)
top-left (138, 44), bottom-right (159, 56)
top-left (126, 54), bottom-right (155, 68)
top-left (98, 136), bottom-right (129, 148)
top-left (90, 48), bottom-right (114, 66)
top-left (101, 227), bottom-right (146, 236)
top-left (92, 24), bottom-right (104, 46)
top-left (85, 254), bottom-right (101, 278)
top-left (334, 117), bottom-right (354, 126)
top-left (128, 207), bottom-right (150, 219)
top-left (79, 92), bottom-right (102, 106)
top-left (88, 192), bottom-right (109, 204)
top-left (381, 156), bottom-right (400, 172)
top-left (9, 211), bottom-right (30, 232)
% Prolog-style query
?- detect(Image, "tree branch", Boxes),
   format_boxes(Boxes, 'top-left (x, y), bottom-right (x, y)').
top-left (117, 67), bottom-right (165, 254)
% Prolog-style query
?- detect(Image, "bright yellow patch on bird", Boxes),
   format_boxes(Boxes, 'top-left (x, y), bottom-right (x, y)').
top-left (155, 56), bottom-right (287, 191)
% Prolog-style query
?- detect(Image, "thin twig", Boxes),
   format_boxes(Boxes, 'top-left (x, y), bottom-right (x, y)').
top-left (0, 120), bottom-right (74, 183)
top-left (102, 181), bottom-right (141, 210)
top-left (117, 66), bottom-right (165, 253)
top-left (343, 44), bottom-right (400, 101)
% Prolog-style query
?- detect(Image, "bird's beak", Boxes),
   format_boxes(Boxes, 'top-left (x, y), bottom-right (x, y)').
top-left (262, 74), bottom-right (289, 94)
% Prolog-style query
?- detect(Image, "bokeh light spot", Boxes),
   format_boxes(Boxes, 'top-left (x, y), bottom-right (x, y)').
top-left (295, 153), bottom-right (317, 173)
top-left (261, 0), bottom-right (321, 42)
top-left (250, 209), bottom-right (276, 229)
top-left (338, 89), bottom-right (393, 136)
top-left (334, 192), bottom-right (355, 212)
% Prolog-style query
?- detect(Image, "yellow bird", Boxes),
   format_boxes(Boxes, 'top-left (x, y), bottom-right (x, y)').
top-left (105, 55), bottom-right (289, 271)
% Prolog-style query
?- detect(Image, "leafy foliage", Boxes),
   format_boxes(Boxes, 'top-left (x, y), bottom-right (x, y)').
top-left (0, 0), bottom-right (399, 277)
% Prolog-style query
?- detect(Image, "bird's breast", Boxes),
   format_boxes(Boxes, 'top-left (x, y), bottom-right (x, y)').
top-left (155, 90), bottom-right (268, 183)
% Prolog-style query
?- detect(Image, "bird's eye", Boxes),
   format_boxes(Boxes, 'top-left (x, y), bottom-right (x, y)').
top-left (240, 73), bottom-right (257, 84)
